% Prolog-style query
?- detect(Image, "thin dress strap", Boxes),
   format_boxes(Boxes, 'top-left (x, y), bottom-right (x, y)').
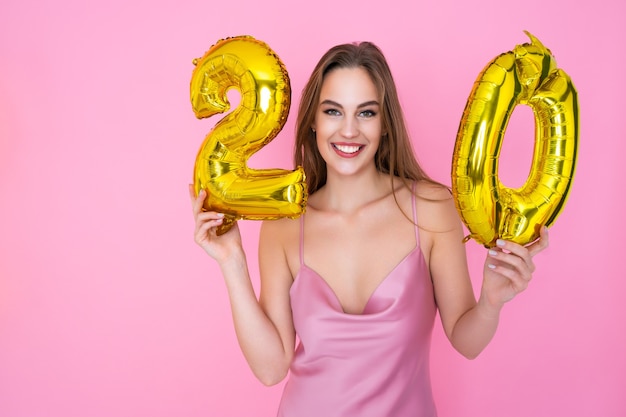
top-left (412, 181), bottom-right (419, 245)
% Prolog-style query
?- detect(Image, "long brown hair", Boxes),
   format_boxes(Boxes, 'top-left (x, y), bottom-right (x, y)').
top-left (294, 41), bottom-right (442, 196)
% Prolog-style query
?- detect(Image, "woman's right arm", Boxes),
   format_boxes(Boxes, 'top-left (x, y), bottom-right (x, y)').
top-left (189, 186), bottom-right (295, 385)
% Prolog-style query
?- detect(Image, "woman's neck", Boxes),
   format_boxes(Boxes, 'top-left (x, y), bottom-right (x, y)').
top-left (311, 169), bottom-right (397, 214)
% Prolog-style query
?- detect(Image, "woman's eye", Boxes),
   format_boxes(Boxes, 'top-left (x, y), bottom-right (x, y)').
top-left (323, 109), bottom-right (341, 116)
top-left (359, 109), bottom-right (376, 118)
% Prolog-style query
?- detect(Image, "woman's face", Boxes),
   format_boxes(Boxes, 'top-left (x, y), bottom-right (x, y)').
top-left (313, 67), bottom-right (382, 178)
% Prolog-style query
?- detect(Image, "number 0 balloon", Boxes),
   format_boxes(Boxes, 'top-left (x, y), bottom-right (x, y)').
top-left (190, 36), bottom-right (307, 235)
top-left (452, 31), bottom-right (579, 247)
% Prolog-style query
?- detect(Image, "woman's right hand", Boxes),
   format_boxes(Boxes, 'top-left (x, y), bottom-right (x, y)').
top-left (188, 184), bottom-right (243, 262)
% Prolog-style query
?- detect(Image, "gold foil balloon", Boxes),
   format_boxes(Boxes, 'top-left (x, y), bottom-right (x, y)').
top-left (452, 31), bottom-right (579, 247)
top-left (191, 36), bottom-right (307, 235)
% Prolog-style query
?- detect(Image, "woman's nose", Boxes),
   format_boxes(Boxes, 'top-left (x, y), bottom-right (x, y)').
top-left (340, 117), bottom-right (358, 138)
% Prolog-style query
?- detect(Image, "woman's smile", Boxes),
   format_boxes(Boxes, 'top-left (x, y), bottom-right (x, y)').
top-left (332, 142), bottom-right (365, 157)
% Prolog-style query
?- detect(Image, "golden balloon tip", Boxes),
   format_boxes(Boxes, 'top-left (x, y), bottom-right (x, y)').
top-left (522, 30), bottom-right (546, 50)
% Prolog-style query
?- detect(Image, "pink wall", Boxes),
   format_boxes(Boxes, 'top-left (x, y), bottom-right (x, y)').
top-left (1, 0), bottom-right (624, 416)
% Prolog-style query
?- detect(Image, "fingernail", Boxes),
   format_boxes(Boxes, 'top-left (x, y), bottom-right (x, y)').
top-left (488, 264), bottom-right (496, 269)
top-left (217, 213), bottom-right (225, 218)
top-left (496, 239), bottom-right (505, 247)
top-left (488, 249), bottom-right (498, 256)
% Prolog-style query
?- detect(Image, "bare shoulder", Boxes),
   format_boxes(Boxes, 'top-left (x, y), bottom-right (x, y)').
top-left (414, 179), bottom-right (452, 201)
top-left (259, 216), bottom-right (301, 278)
top-left (260, 216), bottom-right (299, 248)
top-left (413, 181), bottom-right (457, 227)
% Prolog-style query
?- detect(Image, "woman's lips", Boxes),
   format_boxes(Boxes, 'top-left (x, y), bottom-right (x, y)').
top-left (332, 143), bottom-right (364, 158)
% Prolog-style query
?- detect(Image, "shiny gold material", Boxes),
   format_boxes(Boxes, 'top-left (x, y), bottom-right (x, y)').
top-left (190, 36), bottom-right (307, 235)
top-left (452, 31), bottom-right (579, 247)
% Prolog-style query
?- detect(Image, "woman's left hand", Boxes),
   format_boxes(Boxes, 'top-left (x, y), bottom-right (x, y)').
top-left (480, 226), bottom-right (550, 311)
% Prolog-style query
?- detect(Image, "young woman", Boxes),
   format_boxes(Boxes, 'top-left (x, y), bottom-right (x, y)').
top-left (189, 41), bottom-right (549, 417)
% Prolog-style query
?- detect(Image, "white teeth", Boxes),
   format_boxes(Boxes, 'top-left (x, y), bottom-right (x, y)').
top-left (334, 144), bottom-right (361, 154)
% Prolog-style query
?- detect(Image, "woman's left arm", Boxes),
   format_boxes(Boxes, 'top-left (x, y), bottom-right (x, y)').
top-left (426, 192), bottom-right (550, 359)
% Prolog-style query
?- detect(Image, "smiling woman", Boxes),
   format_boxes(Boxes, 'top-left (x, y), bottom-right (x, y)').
top-left (189, 41), bottom-right (549, 417)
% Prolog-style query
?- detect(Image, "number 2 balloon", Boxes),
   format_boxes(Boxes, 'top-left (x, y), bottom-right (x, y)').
top-left (190, 36), bottom-right (308, 235)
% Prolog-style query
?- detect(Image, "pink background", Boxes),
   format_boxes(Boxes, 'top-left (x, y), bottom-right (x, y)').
top-left (1, 0), bottom-right (624, 416)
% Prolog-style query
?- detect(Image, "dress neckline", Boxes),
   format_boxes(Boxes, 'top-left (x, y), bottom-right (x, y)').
top-left (295, 245), bottom-right (422, 315)
top-left (296, 181), bottom-right (420, 315)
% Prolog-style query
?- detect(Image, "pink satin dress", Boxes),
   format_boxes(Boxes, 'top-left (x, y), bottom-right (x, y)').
top-left (276, 189), bottom-right (438, 417)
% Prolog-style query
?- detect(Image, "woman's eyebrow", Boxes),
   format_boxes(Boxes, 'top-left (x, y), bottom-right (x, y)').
top-left (357, 100), bottom-right (380, 108)
top-left (319, 99), bottom-right (342, 108)
top-left (319, 99), bottom-right (380, 108)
